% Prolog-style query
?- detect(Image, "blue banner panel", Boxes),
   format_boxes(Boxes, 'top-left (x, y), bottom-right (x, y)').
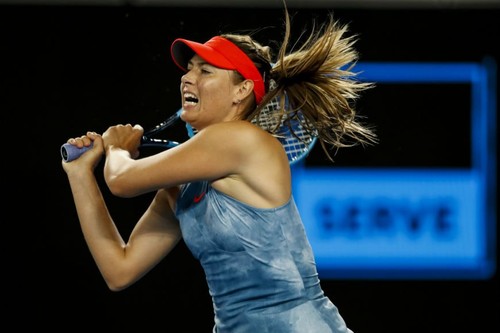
top-left (294, 61), bottom-right (496, 279)
top-left (293, 168), bottom-right (492, 279)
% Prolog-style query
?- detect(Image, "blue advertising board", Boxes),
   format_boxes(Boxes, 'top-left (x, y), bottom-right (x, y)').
top-left (293, 60), bottom-right (497, 279)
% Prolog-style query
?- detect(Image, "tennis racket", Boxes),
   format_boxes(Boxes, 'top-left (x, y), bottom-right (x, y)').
top-left (60, 109), bottom-right (193, 162)
top-left (251, 80), bottom-right (317, 166)
top-left (60, 92), bottom-right (317, 165)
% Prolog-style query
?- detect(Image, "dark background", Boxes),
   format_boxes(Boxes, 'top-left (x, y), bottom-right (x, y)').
top-left (1, 2), bottom-right (498, 332)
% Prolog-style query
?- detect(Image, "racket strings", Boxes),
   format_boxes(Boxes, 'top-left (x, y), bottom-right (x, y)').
top-left (251, 89), bottom-right (317, 164)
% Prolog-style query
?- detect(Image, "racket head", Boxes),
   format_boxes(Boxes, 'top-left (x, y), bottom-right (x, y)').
top-left (251, 83), bottom-right (317, 166)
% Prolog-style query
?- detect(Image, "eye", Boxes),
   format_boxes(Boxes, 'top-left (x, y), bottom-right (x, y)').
top-left (200, 66), bottom-right (212, 74)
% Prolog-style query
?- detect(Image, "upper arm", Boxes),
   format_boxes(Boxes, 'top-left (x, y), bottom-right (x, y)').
top-left (108, 188), bottom-right (182, 290)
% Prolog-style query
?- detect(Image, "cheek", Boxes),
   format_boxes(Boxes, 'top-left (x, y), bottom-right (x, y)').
top-left (203, 81), bottom-right (235, 104)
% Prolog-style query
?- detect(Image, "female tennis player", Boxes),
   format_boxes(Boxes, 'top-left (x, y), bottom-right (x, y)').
top-left (61, 4), bottom-right (376, 333)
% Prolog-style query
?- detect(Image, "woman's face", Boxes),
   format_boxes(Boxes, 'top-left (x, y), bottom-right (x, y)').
top-left (180, 54), bottom-right (241, 130)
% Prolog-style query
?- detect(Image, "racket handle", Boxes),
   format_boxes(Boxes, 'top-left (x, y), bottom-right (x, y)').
top-left (60, 142), bottom-right (93, 162)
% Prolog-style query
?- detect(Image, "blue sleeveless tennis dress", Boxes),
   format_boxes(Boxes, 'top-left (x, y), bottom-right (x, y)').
top-left (176, 181), bottom-right (353, 333)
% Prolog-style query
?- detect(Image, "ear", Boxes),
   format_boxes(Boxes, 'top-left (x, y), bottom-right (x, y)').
top-left (233, 79), bottom-right (254, 104)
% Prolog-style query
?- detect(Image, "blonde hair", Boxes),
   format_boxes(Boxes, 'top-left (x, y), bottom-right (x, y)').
top-left (224, 4), bottom-right (377, 162)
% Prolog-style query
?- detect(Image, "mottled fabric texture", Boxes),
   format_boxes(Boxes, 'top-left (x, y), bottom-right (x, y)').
top-left (176, 181), bottom-right (352, 333)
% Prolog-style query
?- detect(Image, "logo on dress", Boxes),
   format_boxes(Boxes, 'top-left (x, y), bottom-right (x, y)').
top-left (193, 192), bottom-right (205, 203)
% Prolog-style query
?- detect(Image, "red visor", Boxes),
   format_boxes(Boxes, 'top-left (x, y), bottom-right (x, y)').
top-left (171, 36), bottom-right (265, 105)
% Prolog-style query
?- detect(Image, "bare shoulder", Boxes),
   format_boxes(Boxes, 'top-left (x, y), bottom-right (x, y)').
top-left (177, 120), bottom-right (286, 177)
top-left (203, 120), bottom-right (279, 147)
top-left (202, 120), bottom-right (263, 135)
top-left (206, 121), bottom-right (291, 207)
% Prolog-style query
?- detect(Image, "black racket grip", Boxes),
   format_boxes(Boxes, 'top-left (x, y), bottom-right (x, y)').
top-left (61, 142), bottom-right (94, 162)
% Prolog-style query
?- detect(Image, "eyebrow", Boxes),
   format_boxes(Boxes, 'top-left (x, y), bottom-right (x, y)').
top-left (187, 58), bottom-right (212, 68)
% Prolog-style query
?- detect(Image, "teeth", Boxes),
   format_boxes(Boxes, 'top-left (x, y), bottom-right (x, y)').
top-left (183, 92), bottom-right (198, 105)
top-left (184, 92), bottom-right (197, 99)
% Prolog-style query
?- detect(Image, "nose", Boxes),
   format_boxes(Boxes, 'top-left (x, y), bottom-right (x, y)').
top-left (181, 71), bottom-right (194, 85)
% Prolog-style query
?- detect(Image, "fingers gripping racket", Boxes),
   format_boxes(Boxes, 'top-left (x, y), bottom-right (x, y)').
top-left (60, 109), bottom-right (194, 162)
top-left (61, 93), bottom-right (317, 165)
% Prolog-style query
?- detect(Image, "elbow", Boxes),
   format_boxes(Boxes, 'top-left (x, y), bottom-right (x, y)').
top-left (100, 264), bottom-right (138, 292)
top-left (105, 173), bottom-right (137, 198)
top-left (104, 160), bottom-right (141, 198)
top-left (103, 275), bottom-right (135, 292)
top-left (107, 282), bottom-right (128, 292)
top-left (106, 179), bottom-right (128, 198)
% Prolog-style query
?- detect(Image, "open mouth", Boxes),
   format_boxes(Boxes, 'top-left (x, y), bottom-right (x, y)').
top-left (184, 92), bottom-right (199, 106)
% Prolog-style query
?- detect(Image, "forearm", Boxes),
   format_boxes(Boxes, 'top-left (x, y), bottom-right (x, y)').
top-left (66, 168), bottom-right (127, 285)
